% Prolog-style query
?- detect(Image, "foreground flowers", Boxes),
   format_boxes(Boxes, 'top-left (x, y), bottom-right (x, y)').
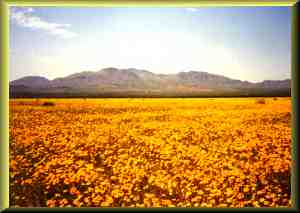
top-left (9, 98), bottom-right (291, 207)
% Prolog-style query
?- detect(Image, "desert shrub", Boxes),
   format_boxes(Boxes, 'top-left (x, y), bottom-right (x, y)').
top-left (273, 97), bottom-right (278, 101)
top-left (255, 98), bottom-right (266, 104)
top-left (42, 101), bottom-right (55, 106)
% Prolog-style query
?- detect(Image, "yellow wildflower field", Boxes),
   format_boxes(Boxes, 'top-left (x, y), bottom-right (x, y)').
top-left (9, 97), bottom-right (292, 207)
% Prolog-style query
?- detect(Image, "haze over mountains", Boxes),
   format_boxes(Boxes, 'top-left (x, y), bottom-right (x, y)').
top-left (10, 67), bottom-right (291, 98)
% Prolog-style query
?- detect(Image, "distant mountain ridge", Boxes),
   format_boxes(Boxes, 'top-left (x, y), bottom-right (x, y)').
top-left (10, 67), bottom-right (291, 98)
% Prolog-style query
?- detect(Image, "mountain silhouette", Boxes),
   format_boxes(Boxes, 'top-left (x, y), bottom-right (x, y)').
top-left (10, 67), bottom-right (291, 98)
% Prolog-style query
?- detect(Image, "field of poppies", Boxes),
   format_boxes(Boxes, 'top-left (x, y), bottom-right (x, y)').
top-left (9, 98), bottom-right (292, 207)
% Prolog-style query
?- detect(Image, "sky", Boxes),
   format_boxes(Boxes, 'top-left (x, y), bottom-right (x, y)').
top-left (10, 6), bottom-right (291, 82)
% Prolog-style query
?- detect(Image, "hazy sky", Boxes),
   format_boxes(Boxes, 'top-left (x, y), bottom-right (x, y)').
top-left (10, 6), bottom-right (291, 82)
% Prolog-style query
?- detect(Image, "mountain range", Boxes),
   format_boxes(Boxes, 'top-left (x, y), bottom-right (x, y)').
top-left (10, 67), bottom-right (291, 98)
